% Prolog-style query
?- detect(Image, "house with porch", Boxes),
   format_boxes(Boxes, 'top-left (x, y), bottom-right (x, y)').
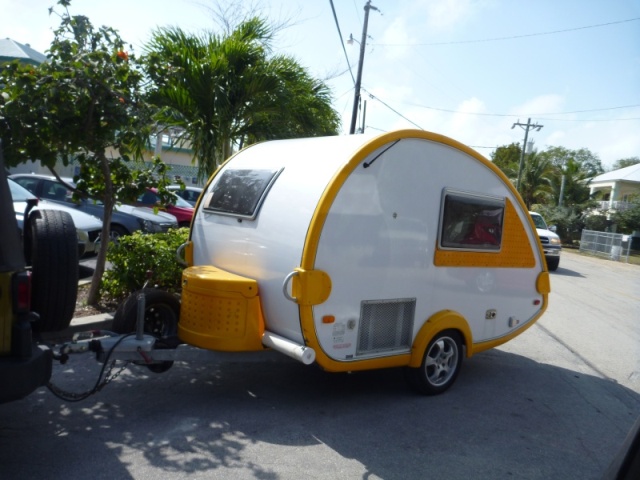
top-left (588, 163), bottom-right (640, 219)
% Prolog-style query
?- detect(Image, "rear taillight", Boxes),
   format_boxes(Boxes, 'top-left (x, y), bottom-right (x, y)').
top-left (12, 271), bottom-right (32, 313)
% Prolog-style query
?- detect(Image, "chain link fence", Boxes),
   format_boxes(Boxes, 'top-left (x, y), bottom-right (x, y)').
top-left (579, 230), bottom-right (633, 263)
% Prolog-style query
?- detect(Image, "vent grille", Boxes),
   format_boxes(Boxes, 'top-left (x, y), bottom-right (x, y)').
top-left (356, 298), bottom-right (416, 356)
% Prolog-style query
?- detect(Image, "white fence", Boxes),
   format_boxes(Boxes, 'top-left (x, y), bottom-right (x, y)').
top-left (579, 230), bottom-right (632, 263)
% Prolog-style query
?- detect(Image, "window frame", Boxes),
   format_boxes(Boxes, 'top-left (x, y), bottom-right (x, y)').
top-left (437, 188), bottom-right (506, 252)
top-left (203, 167), bottom-right (283, 220)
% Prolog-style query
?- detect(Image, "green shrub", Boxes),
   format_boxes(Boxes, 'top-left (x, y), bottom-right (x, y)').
top-left (101, 228), bottom-right (189, 301)
top-left (533, 204), bottom-right (592, 245)
top-left (584, 214), bottom-right (610, 232)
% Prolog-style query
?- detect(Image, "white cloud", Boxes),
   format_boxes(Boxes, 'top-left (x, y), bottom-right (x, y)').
top-left (418, 0), bottom-right (486, 32)
top-left (510, 94), bottom-right (566, 118)
top-left (379, 17), bottom-right (411, 60)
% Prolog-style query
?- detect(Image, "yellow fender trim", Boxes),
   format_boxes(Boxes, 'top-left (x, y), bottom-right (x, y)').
top-left (409, 310), bottom-right (474, 367)
top-left (536, 271), bottom-right (551, 294)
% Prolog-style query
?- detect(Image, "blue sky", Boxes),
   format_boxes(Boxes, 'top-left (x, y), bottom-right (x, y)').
top-left (4, 0), bottom-right (640, 168)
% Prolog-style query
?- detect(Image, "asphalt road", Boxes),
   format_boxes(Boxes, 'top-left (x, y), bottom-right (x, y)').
top-left (1, 250), bottom-right (638, 480)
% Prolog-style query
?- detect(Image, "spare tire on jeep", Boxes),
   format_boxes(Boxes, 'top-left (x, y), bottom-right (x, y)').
top-left (25, 209), bottom-right (79, 332)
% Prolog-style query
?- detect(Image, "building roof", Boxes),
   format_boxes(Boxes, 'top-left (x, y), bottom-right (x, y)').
top-left (0, 38), bottom-right (47, 65)
top-left (590, 163), bottom-right (640, 185)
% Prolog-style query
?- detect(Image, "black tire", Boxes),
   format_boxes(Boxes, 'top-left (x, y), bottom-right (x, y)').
top-left (112, 289), bottom-right (180, 373)
top-left (109, 224), bottom-right (129, 242)
top-left (27, 209), bottom-right (79, 332)
top-left (546, 257), bottom-right (560, 271)
top-left (405, 330), bottom-right (463, 395)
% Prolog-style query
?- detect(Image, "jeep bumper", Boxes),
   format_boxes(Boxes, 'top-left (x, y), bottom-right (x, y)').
top-left (0, 344), bottom-right (52, 404)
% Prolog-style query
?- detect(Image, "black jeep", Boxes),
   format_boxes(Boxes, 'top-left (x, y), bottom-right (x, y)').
top-left (0, 142), bottom-right (78, 403)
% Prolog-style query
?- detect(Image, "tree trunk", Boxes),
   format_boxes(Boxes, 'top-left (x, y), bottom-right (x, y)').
top-left (86, 153), bottom-right (115, 305)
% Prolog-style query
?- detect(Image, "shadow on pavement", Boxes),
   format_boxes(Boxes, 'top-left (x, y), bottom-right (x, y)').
top-left (0, 347), bottom-right (638, 480)
top-left (551, 266), bottom-right (585, 278)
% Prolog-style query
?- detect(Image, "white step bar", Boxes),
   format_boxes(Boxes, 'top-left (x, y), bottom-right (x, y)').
top-left (262, 331), bottom-right (316, 365)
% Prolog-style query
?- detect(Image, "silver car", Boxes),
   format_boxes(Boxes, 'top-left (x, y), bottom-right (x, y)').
top-left (10, 173), bottom-right (178, 238)
top-left (10, 178), bottom-right (103, 256)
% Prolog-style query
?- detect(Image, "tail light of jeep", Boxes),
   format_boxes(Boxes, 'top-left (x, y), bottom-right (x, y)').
top-left (12, 271), bottom-right (32, 313)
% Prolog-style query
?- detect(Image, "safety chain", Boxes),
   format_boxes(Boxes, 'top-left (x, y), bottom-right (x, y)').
top-left (45, 332), bottom-right (140, 402)
top-left (47, 359), bottom-right (131, 402)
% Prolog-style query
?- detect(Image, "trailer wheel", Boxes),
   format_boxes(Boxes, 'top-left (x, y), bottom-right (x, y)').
top-left (27, 209), bottom-right (79, 332)
top-left (405, 330), bottom-right (463, 395)
top-left (112, 289), bottom-right (180, 373)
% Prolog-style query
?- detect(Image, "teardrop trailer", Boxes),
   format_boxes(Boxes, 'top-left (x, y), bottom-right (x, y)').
top-left (57, 129), bottom-right (551, 396)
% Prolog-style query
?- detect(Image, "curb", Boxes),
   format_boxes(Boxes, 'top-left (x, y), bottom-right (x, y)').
top-left (41, 312), bottom-right (115, 345)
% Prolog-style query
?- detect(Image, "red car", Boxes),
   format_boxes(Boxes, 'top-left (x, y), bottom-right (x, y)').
top-left (136, 188), bottom-right (194, 227)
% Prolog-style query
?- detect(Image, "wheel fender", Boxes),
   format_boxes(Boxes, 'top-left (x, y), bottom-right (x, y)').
top-left (409, 310), bottom-right (473, 367)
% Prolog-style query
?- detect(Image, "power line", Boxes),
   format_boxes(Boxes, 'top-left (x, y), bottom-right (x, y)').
top-left (352, 89), bottom-right (638, 131)
top-left (400, 101), bottom-right (640, 119)
top-left (534, 116), bottom-right (640, 122)
top-left (361, 87), bottom-right (424, 130)
top-left (372, 17), bottom-right (640, 47)
top-left (328, 0), bottom-right (356, 85)
top-left (529, 104), bottom-right (640, 115)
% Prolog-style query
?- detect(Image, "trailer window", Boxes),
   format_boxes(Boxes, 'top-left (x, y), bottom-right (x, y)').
top-left (204, 168), bottom-right (282, 219)
top-left (439, 191), bottom-right (505, 251)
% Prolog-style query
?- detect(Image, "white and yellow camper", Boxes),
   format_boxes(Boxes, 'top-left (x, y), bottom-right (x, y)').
top-left (165, 129), bottom-right (550, 394)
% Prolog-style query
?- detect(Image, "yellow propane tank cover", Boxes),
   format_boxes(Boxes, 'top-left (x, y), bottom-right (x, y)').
top-left (182, 265), bottom-right (258, 298)
top-left (179, 265), bottom-right (265, 351)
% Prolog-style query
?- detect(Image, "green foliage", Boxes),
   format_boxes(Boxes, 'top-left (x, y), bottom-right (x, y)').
top-left (1, 5), bottom-right (149, 175)
top-left (490, 142), bottom-right (521, 179)
top-left (584, 214), bottom-right (610, 232)
top-left (538, 146), bottom-right (603, 208)
top-left (533, 204), bottom-right (591, 244)
top-left (102, 228), bottom-right (189, 301)
top-left (0, 1), bottom-right (174, 304)
top-left (143, 18), bottom-right (340, 182)
top-left (0, 0), bottom-right (174, 204)
top-left (518, 151), bottom-right (554, 209)
top-left (540, 146), bottom-right (603, 178)
top-left (611, 195), bottom-right (640, 233)
top-left (611, 157), bottom-right (640, 171)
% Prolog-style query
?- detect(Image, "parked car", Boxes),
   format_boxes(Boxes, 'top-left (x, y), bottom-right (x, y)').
top-left (530, 211), bottom-right (561, 271)
top-left (10, 174), bottom-right (178, 238)
top-left (167, 184), bottom-right (203, 206)
top-left (10, 178), bottom-right (102, 257)
top-left (134, 188), bottom-right (194, 227)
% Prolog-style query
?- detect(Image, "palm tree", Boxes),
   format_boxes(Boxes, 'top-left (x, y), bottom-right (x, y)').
top-left (539, 146), bottom-right (602, 207)
top-left (549, 158), bottom-right (593, 207)
top-left (518, 151), bottom-right (554, 209)
top-left (144, 18), bottom-right (340, 182)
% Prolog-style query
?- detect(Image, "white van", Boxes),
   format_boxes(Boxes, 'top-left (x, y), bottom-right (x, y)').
top-left (118, 130), bottom-right (551, 395)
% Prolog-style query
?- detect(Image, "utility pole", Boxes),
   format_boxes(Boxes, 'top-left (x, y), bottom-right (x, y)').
top-left (512, 118), bottom-right (543, 191)
top-left (349, 1), bottom-right (378, 135)
top-left (558, 173), bottom-right (566, 206)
